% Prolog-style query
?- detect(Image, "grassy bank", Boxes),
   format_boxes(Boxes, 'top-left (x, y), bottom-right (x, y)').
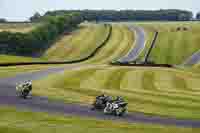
top-left (84, 24), bottom-right (134, 64)
top-left (44, 24), bottom-right (110, 61)
top-left (136, 22), bottom-right (200, 65)
top-left (0, 106), bottom-right (198, 133)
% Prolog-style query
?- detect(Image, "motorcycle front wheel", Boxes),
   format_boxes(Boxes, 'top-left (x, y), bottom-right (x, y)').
top-left (115, 107), bottom-right (126, 116)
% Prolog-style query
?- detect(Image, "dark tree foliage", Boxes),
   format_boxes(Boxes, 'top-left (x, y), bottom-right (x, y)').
top-left (45, 9), bottom-right (193, 21)
top-left (0, 13), bottom-right (83, 56)
top-left (30, 12), bottom-right (41, 22)
top-left (0, 18), bottom-right (7, 23)
top-left (196, 12), bottom-right (200, 20)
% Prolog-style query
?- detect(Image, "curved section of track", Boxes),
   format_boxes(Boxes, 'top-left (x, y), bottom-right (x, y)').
top-left (0, 67), bottom-right (200, 128)
top-left (118, 25), bottom-right (146, 63)
top-left (182, 50), bottom-right (200, 66)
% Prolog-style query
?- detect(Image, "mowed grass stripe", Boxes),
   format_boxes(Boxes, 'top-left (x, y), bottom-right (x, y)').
top-left (116, 88), bottom-right (200, 109)
top-left (154, 70), bottom-right (175, 89)
top-left (120, 70), bottom-right (143, 90)
top-left (80, 68), bottom-right (129, 91)
top-left (80, 68), bottom-right (118, 90)
top-left (142, 71), bottom-right (156, 90)
top-left (154, 70), bottom-right (189, 90)
top-left (120, 70), bottom-right (200, 102)
top-left (106, 69), bottom-right (128, 90)
top-left (172, 74), bottom-right (188, 90)
top-left (44, 26), bottom-right (92, 60)
top-left (122, 88), bottom-right (200, 104)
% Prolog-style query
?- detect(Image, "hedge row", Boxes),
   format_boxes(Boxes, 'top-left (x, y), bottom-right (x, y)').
top-left (0, 13), bottom-right (83, 56)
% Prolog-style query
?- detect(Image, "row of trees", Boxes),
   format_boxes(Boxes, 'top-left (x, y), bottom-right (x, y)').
top-left (0, 13), bottom-right (83, 56)
top-left (45, 9), bottom-right (193, 21)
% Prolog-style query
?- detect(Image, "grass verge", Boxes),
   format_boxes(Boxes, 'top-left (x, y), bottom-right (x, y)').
top-left (0, 106), bottom-right (198, 133)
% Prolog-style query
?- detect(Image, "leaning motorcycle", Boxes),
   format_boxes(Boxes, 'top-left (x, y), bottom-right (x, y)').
top-left (16, 81), bottom-right (32, 99)
top-left (103, 101), bottom-right (128, 116)
top-left (91, 95), bottom-right (112, 110)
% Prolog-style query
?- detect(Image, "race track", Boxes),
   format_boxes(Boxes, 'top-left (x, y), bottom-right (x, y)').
top-left (183, 50), bottom-right (200, 66)
top-left (1, 25), bottom-right (200, 128)
top-left (118, 25), bottom-right (146, 63)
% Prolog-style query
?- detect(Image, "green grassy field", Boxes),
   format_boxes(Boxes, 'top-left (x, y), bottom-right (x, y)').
top-left (135, 22), bottom-right (200, 65)
top-left (33, 66), bottom-right (200, 120)
top-left (0, 65), bottom-right (63, 78)
top-left (44, 24), bottom-right (110, 61)
top-left (0, 106), bottom-right (198, 133)
top-left (0, 23), bottom-right (41, 33)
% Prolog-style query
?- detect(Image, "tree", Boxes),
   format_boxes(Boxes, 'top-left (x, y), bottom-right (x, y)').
top-left (196, 12), bottom-right (200, 20)
top-left (30, 12), bottom-right (41, 22)
top-left (0, 18), bottom-right (7, 23)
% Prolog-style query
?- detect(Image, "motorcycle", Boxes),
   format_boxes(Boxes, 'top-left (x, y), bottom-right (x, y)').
top-left (16, 81), bottom-right (32, 99)
top-left (91, 94), bottom-right (112, 110)
top-left (103, 100), bottom-right (128, 116)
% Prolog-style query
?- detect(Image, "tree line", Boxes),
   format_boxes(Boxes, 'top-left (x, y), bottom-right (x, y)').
top-left (44, 9), bottom-right (193, 21)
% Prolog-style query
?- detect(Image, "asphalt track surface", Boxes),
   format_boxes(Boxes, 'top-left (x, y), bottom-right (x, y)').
top-left (118, 25), bottom-right (146, 63)
top-left (1, 27), bottom-right (200, 128)
top-left (183, 50), bottom-right (200, 66)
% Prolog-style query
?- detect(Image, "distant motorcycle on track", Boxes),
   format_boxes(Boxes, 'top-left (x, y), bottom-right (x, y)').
top-left (91, 94), bottom-right (112, 110)
top-left (92, 95), bottom-right (128, 116)
top-left (103, 97), bottom-right (128, 116)
top-left (16, 80), bottom-right (32, 99)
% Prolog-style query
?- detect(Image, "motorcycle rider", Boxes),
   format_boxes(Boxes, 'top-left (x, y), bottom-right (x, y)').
top-left (16, 80), bottom-right (32, 98)
top-left (92, 94), bottom-right (113, 110)
top-left (104, 96), bottom-right (128, 116)
top-left (110, 96), bottom-right (124, 104)
top-left (96, 94), bottom-right (112, 103)
top-left (26, 80), bottom-right (32, 91)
